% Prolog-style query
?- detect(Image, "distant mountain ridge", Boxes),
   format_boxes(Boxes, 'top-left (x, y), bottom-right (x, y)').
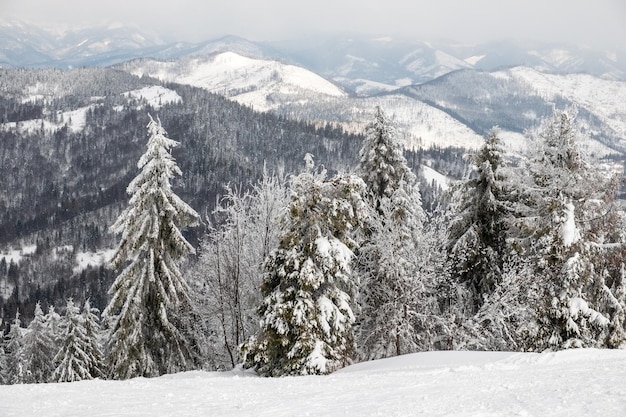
top-left (2, 20), bottom-right (624, 94)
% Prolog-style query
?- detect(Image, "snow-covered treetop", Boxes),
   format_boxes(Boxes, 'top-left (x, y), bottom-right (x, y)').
top-left (358, 106), bottom-right (415, 203)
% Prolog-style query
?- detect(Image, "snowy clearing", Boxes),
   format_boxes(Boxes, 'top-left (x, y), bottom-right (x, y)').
top-left (0, 245), bottom-right (37, 266)
top-left (2, 349), bottom-right (625, 416)
top-left (73, 249), bottom-right (116, 273)
top-left (122, 86), bottom-right (182, 110)
top-left (421, 165), bottom-right (450, 191)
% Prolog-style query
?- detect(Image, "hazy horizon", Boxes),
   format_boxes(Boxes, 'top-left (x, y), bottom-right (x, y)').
top-left (2, 0), bottom-right (625, 50)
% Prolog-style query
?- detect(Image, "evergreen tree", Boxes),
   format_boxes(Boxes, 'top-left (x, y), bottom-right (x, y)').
top-left (446, 130), bottom-right (509, 313)
top-left (23, 302), bottom-right (55, 383)
top-left (104, 115), bottom-right (200, 379)
top-left (45, 305), bottom-right (63, 358)
top-left (52, 299), bottom-right (104, 382)
top-left (513, 108), bottom-right (620, 349)
top-left (357, 106), bottom-right (414, 210)
top-left (356, 106), bottom-right (446, 359)
top-left (81, 299), bottom-right (106, 378)
top-left (3, 312), bottom-right (26, 385)
top-left (242, 155), bottom-right (367, 376)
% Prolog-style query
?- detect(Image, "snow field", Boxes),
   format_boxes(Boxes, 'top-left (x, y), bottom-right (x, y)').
top-left (2, 349), bottom-right (625, 417)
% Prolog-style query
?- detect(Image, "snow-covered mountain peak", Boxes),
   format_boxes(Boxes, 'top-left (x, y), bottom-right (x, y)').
top-left (120, 51), bottom-right (346, 111)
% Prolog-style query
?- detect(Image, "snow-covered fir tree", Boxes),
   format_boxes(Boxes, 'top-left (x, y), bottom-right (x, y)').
top-left (242, 155), bottom-right (367, 376)
top-left (446, 130), bottom-right (510, 314)
top-left (52, 299), bottom-right (105, 382)
top-left (45, 305), bottom-right (63, 359)
top-left (357, 106), bottom-right (414, 210)
top-left (80, 299), bottom-right (106, 377)
top-left (513, 108), bottom-right (623, 349)
top-left (3, 312), bottom-right (26, 385)
top-left (22, 302), bottom-right (55, 383)
top-left (104, 114), bottom-right (201, 379)
top-left (193, 170), bottom-right (288, 369)
top-left (355, 106), bottom-right (444, 359)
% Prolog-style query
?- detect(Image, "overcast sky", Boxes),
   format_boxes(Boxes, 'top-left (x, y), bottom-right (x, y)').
top-left (3, 0), bottom-right (625, 48)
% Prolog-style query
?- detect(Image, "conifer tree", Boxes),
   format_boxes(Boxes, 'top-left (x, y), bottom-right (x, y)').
top-left (104, 115), bottom-right (200, 379)
top-left (242, 155), bottom-right (367, 376)
top-left (81, 299), bottom-right (106, 378)
top-left (446, 130), bottom-right (509, 313)
top-left (514, 108), bottom-right (620, 349)
top-left (23, 302), bottom-right (55, 383)
top-left (357, 106), bottom-right (415, 210)
top-left (355, 106), bottom-right (444, 359)
top-left (52, 299), bottom-right (105, 382)
top-left (45, 305), bottom-right (63, 359)
top-left (3, 312), bottom-right (26, 385)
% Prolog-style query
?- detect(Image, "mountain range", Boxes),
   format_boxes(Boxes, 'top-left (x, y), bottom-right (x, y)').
top-left (2, 20), bottom-right (625, 95)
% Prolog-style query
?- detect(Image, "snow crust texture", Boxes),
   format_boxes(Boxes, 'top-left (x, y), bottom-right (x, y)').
top-left (2, 349), bottom-right (625, 416)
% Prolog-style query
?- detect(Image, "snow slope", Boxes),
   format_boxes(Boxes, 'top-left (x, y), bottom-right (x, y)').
top-left (2, 349), bottom-right (625, 416)
top-left (421, 165), bottom-right (450, 190)
top-left (494, 67), bottom-right (626, 148)
top-left (123, 52), bottom-right (346, 111)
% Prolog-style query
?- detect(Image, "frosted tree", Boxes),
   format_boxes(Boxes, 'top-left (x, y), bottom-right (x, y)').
top-left (355, 106), bottom-right (446, 359)
top-left (446, 130), bottom-right (510, 313)
top-left (3, 312), bottom-right (26, 385)
top-left (455, 255), bottom-right (541, 351)
top-left (513, 108), bottom-right (621, 349)
top-left (193, 171), bottom-right (288, 369)
top-left (81, 299), bottom-right (106, 377)
top-left (52, 299), bottom-right (105, 382)
top-left (357, 106), bottom-right (415, 210)
top-left (357, 189), bottom-right (439, 358)
top-left (22, 302), bottom-right (55, 383)
top-left (104, 114), bottom-right (201, 379)
top-left (45, 305), bottom-right (63, 358)
top-left (242, 155), bottom-right (367, 376)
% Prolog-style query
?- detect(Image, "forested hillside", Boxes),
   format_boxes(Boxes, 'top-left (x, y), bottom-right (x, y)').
top-left (0, 67), bottom-right (372, 323)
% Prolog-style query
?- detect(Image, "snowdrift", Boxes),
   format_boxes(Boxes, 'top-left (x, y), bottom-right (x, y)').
top-left (2, 349), bottom-right (625, 416)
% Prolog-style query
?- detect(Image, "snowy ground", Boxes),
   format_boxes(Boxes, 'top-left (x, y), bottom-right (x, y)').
top-left (2, 349), bottom-right (625, 416)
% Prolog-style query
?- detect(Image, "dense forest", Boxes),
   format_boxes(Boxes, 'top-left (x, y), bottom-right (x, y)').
top-left (0, 68), bottom-right (456, 326)
top-left (2, 99), bottom-right (625, 383)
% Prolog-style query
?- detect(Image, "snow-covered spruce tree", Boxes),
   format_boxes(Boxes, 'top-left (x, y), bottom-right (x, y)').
top-left (446, 130), bottom-right (510, 314)
top-left (193, 171), bottom-right (288, 369)
top-left (355, 106), bottom-right (447, 359)
top-left (22, 302), bottom-right (55, 383)
top-left (3, 312), bottom-right (26, 385)
top-left (241, 155), bottom-right (367, 376)
top-left (357, 106), bottom-right (414, 210)
top-left (45, 305), bottom-right (63, 359)
top-left (52, 299), bottom-right (105, 382)
top-left (513, 108), bottom-right (621, 349)
top-left (104, 115), bottom-right (201, 379)
top-left (81, 299), bottom-right (106, 377)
